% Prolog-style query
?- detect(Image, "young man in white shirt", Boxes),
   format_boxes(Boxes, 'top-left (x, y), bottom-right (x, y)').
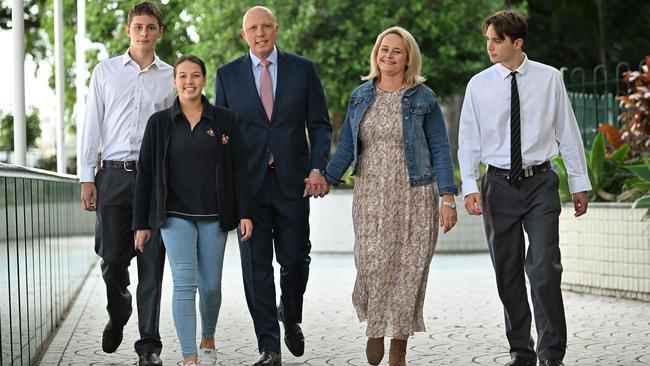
top-left (79, 2), bottom-right (175, 365)
top-left (458, 10), bottom-right (592, 366)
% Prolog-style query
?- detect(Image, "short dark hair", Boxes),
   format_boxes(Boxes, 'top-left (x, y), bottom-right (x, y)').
top-left (174, 55), bottom-right (207, 77)
top-left (128, 2), bottom-right (163, 28)
top-left (482, 10), bottom-right (527, 42)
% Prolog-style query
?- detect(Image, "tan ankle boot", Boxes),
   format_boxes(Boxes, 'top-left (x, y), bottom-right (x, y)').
top-left (366, 337), bottom-right (384, 365)
top-left (388, 339), bottom-right (407, 366)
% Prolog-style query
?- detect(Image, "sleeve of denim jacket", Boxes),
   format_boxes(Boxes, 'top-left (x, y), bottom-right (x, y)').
top-left (423, 93), bottom-right (459, 196)
top-left (325, 95), bottom-right (356, 186)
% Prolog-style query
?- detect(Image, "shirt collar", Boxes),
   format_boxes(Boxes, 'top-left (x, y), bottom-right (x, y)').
top-left (496, 53), bottom-right (529, 79)
top-left (249, 46), bottom-right (278, 67)
top-left (121, 49), bottom-right (161, 70)
top-left (171, 95), bottom-right (214, 122)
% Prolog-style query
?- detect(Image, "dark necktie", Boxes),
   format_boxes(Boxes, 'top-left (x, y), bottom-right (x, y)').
top-left (509, 71), bottom-right (522, 183)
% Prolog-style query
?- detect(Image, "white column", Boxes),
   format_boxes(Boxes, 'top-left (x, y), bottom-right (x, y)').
top-left (54, 0), bottom-right (65, 173)
top-left (75, 0), bottom-right (87, 177)
top-left (12, 0), bottom-right (26, 166)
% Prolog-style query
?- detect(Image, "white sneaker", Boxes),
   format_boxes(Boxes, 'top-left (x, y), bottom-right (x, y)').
top-left (197, 348), bottom-right (216, 366)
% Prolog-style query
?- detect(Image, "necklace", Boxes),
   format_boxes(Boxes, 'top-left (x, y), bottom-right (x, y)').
top-left (182, 106), bottom-right (202, 119)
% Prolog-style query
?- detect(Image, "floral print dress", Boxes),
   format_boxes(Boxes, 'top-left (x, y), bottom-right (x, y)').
top-left (352, 87), bottom-right (439, 337)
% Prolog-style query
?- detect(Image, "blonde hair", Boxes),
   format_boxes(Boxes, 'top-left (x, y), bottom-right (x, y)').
top-left (362, 26), bottom-right (426, 88)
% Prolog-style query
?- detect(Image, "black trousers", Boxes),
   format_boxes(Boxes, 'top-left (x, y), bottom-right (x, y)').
top-left (238, 168), bottom-right (311, 353)
top-left (94, 167), bottom-right (166, 355)
top-left (481, 169), bottom-right (566, 362)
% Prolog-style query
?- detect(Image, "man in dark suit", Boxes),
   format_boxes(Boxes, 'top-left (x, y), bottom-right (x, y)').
top-left (214, 6), bottom-right (332, 366)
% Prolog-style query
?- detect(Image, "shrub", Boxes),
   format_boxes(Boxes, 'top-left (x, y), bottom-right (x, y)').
top-left (617, 55), bottom-right (650, 157)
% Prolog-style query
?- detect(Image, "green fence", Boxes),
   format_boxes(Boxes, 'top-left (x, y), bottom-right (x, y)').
top-left (0, 163), bottom-right (95, 365)
top-left (562, 60), bottom-right (645, 149)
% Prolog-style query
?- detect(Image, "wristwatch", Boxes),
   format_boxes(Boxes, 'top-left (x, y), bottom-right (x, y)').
top-left (442, 200), bottom-right (457, 209)
top-left (311, 168), bottom-right (325, 176)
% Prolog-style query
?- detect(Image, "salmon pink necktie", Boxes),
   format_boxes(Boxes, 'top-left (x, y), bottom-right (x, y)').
top-left (260, 59), bottom-right (274, 166)
top-left (260, 59), bottom-right (273, 120)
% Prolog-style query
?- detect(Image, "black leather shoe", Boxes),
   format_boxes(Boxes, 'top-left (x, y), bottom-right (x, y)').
top-left (539, 360), bottom-right (564, 366)
top-left (504, 356), bottom-right (536, 366)
top-left (252, 351), bottom-right (281, 366)
top-left (101, 322), bottom-right (123, 353)
top-left (278, 310), bottom-right (304, 357)
top-left (139, 352), bottom-right (163, 366)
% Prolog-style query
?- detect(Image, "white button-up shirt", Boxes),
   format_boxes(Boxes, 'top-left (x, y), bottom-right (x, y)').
top-left (458, 55), bottom-right (592, 196)
top-left (79, 51), bottom-right (175, 183)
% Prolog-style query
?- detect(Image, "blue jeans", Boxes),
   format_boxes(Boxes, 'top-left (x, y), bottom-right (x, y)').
top-left (160, 217), bottom-right (227, 357)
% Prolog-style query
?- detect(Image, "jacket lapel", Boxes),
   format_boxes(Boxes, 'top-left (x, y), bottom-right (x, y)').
top-left (271, 49), bottom-right (289, 123)
top-left (239, 54), bottom-right (269, 122)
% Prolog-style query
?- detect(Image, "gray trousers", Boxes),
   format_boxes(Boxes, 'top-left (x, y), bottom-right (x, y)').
top-left (481, 169), bottom-right (566, 362)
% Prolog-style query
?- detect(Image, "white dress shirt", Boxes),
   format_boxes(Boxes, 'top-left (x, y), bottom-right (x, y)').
top-left (79, 51), bottom-right (175, 183)
top-left (458, 55), bottom-right (592, 196)
top-left (249, 46), bottom-right (278, 98)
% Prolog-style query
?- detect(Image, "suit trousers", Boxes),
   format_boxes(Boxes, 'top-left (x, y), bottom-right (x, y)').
top-left (238, 168), bottom-right (311, 353)
top-left (481, 169), bottom-right (567, 362)
top-left (94, 167), bottom-right (166, 355)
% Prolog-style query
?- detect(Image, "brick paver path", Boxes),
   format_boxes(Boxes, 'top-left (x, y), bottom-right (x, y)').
top-left (40, 234), bottom-right (650, 365)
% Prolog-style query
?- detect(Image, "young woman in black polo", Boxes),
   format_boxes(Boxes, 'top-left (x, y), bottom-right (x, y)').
top-left (133, 55), bottom-right (252, 366)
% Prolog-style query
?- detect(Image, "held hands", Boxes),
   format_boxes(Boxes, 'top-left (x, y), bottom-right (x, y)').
top-left (239, 218), bottom-right (253, 241)
top-left (303, 170), bottom-right (330, 198)
top-left (464, 193), bottom-right (483, 215)
top-left (80, 182), bottom-right (97, 212)
top-left (572, 191), bottom-right (588, 217)
top-left (135, 229), bottom-right (151, 252)
top-left (439, 194), bottom-right (458, 233)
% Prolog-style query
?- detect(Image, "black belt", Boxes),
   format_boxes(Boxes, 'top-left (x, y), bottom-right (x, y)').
top-left (102, 160), bottom-right (137, 172)
top-left (487, 161), bottom-right (551, 179)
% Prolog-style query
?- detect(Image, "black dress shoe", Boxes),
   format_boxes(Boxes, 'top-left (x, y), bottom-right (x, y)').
top-left (139, 352), bottom-right (163, 366)
top-left (539, 360), bottom-right (564, 366)
top-left (278, 310), bottom-right (304, 357)
top-left (252, 351), bottom-right (281, 366)
top-left (102, 322), bottom-right (123, 353)
top-left (504, 356), bottom-right (536, 366)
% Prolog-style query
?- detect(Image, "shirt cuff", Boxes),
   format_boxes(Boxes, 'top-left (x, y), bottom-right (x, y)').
top-left (79, 167), bottom-right (96, 183)
top-left (568, 175), bottom-right (592, 194)
top-left (461, 180), bottom-right (479, 198)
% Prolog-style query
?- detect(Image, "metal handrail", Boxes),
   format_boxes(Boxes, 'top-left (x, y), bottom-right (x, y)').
top-left (0, 163), bottom-right (78, 182)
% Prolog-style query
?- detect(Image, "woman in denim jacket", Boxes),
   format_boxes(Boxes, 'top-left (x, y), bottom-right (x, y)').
top-left (325, 27), bottom-right (458, 366)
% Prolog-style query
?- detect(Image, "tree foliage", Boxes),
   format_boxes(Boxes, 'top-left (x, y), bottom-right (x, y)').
top-left (525, 0), bottom-right (650, 70)
top-left (3, 0), bottom-right (648, 139)
top-left (4, 0), bottom-right (509, 129)
top-left (0, 108), bottom-right (42, 151)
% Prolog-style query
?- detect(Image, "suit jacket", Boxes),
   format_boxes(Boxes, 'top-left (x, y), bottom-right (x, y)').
top-left (215, 49), bottom-right (332, 199)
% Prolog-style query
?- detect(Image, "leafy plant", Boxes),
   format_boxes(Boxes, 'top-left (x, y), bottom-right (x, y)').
top-left (337, 166), bottom-right (356, 189)
top-left (632, 194), bottom-right (650, 219)
top-left (554, 132), bottom-right (635, 202)
top-left (629, 157), bottom-right (650, 219)
top-left (617, 55), bottom-right (650, 157)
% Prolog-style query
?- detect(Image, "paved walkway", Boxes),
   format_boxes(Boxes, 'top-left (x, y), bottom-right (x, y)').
top-left (40, 234), bottom-right (650, 365)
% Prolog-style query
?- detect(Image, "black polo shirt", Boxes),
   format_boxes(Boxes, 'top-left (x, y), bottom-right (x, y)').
top-left (166, 106), bottom-right (219, 221)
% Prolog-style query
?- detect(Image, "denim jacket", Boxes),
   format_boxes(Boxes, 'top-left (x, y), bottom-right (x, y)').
top-left (325, 80), bottom-right (458, 196)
